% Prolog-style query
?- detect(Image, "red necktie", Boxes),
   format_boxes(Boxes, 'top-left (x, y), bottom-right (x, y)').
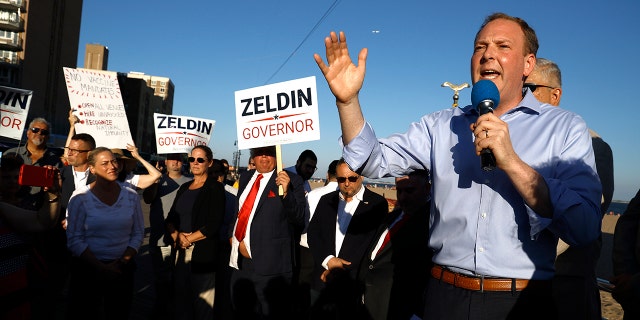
top-left (235, 174), bottom-right (263, 242)
top-left (375, 213), bottom-right (410, 257)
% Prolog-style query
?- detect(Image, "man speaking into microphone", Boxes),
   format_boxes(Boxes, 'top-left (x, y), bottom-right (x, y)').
top-left (314, 12), bottom-right (601, 319)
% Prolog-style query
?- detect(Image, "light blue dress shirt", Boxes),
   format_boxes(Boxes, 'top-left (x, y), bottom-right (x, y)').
top-left (341, 91), bottom-right (601, 280)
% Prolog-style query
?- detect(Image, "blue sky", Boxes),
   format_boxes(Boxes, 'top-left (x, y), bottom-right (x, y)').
top-left (78, 0), bottom-right (639, 201)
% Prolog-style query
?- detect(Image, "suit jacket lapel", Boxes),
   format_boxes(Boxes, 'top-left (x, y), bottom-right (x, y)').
top-left (251, 171), bottom-right (277, 216)
top-left (374, 209), bottom-right (402, 259)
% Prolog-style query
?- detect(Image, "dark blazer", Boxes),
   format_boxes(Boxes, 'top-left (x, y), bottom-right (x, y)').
top-left (61, 165), bottom-right (96, 211)
top-left (234, 169), bottom-right (306, 276)
top-left (307, 188), bottom-right (388, 291)
top-left (42, 166), bottom-right (95, 259)
top-left (166, 176), bottom-right (226, 273)
top-left (612, 189), bottom-right (640, 316)
top-left (360, 204), bottom-right (432, 320)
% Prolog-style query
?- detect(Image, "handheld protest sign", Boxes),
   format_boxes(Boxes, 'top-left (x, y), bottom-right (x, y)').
top-left (234, 76), bottom-right (320, 150)
top-left (153, 113), bottom-right (216, 154)
top-left (63, 67), bottom-right (133, 148)
top-left (0, 86), bottom-right (33, 141)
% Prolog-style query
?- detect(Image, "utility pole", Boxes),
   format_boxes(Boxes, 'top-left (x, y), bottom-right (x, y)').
top-left (233, 140), bottom-right (241, 179)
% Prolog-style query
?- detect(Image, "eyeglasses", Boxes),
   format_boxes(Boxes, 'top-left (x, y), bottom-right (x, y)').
top-left (188, 157), bottom-right (207, 163)
top-left (252, 147), bottom-right (276, 157)
top-left (29, 127), bottom-right (50, 135)
top-left (523, 83), bottom-right (556, 92)
top-left (337, 176), bottom-right (359, 183)
top-left (65, 147), bottom-right (91, 155)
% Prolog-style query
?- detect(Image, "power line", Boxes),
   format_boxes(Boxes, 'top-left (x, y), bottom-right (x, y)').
top-left (263, 0), bottom-right (341, 85)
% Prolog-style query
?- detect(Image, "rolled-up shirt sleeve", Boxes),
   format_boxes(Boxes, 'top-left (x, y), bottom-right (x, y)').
top-left (537, 115), bottom-right (602, 246)
top-left (342, 120), bottom-right (432, 178)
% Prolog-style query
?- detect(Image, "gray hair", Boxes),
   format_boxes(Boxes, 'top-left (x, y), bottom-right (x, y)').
top-left (29, 117), bottom-right (51, 129)
top-left (533, 58), bottom-right (562, 88)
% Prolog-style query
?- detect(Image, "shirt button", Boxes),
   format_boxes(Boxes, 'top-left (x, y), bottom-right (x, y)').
top-left (481, 212), bottom-right (487, 218)
top-left (479, 247), bottom-right (484, 253)
top-left (369, 265), bottom-right (374, 270)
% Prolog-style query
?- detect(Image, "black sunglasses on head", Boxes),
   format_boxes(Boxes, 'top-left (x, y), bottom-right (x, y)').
top-left (30, 127), bottom-right (50, 135)
top-left (523, 83), bottom-right (555, 92)
top-left (188, 157), bottom-right (207, 163)
top-left (337, 176), bottom-right (359, 183)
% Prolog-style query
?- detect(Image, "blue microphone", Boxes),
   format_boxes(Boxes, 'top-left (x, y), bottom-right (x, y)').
top-left (471, 80), bottom-right (500, 171)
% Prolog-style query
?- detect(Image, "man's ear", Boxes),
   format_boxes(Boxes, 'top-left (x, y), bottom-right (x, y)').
top-left (523, 54), bottom-right (536, 77)
top-left (551, 87), bottom-right (563, 106)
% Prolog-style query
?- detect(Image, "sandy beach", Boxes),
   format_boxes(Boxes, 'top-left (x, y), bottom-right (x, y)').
top-left (599, 214), bottom-right (624, 320)
top-left (313, 181), bottom-right (625, 319)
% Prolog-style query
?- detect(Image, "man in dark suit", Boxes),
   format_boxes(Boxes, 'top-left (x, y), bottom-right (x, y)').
top-left (360, 170), bottom-right (432, 320)
top-left (39, 133), bottom-right (95, 319)
top-left (229, 146), bottom-right (307, 319)
top-left (307, 159), bottom-right (388, 319)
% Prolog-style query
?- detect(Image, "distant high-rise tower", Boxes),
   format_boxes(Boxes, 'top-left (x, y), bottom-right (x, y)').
top-left (84, 43), bottom-right (108, 70)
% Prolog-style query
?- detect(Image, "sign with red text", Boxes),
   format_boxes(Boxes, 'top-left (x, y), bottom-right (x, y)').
top-left (63, 67), bottom-right (133, 148)
top-left (234, 76), bottom-right (320, 149)
top-left (0, 85), bottom-right (32, 140)
top-left (153, 113), bottom-right (216, 154)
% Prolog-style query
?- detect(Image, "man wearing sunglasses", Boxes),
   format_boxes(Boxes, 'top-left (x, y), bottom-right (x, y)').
top-left (5, 117), bottom-right (63, 169)
top-left (528, 58), bottom-right (614, 320)
top-left (228, 145), bottom-right (307, 319)
top-left (307, 159), bottom-right (387, 318)
top-left (523, 58), bottom-right (562, 106)
top-left (4, 118), bottom-right (64, 316)
top-left (5, 117), bottom-right (63, 202)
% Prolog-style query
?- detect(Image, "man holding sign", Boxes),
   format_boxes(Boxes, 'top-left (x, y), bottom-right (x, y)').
top-left (229, 146), bottom-right (307, 319)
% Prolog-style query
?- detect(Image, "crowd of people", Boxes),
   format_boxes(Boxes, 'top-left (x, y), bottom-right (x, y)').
top-left (1, 11), bottom-right (639, 320)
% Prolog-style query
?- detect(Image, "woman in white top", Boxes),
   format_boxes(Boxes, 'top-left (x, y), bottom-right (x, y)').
top-left (66, 147), bottom-right (144, 319)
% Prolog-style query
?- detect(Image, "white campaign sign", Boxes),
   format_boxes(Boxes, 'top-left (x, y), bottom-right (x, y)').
top-left (0, 86), bottom-right (33, 141)
top-left (234, 76), bottom-right (320, 150)
top-left (153, 113), bottom-right (216, 154)
top-left (63, 67), bottom-right (133, 148)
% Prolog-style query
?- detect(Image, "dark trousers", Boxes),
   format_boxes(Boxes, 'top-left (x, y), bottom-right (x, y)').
top-left (149, 245), bottom-right (175, 320)
top-left (552, 275), bottom-right (601, 320)
top-left (67, 257), bottom-right (135, 320)
top-left (292, 245), bottom-right (314, 318)
top-left (230, 257), bottom-right (293, 320)
top-left (215, 241), bottom-right (233, 320)
top-left (424, 275), bottom-right (556, 320)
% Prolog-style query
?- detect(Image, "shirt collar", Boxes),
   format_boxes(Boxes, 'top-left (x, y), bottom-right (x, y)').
top-left (73, 167), bottom-right (90, 178)
top-left (461, 89), bottom-right (545, 117)
top-left (338, 183), bottom-right (366, 202)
